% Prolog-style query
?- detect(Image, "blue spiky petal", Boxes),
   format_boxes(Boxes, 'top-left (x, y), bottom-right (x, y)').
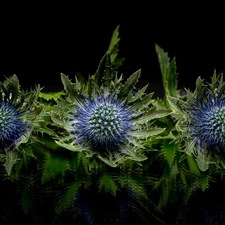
top-left (71, 96), bottom-right (132, 152)
top-left (0, 101), bottom-right (27, 150)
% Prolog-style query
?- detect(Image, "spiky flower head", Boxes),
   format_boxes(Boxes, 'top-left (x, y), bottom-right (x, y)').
top-left (0, 101), bottom-right (27, 149)
top-left (168, 71), bottom-right (225, 171)
top-left (0, 75), bottom-right (43, 174)
top-left (73, 96), bottom-right (132, 153)
top-left (51, 54), bottom-right (170, 167)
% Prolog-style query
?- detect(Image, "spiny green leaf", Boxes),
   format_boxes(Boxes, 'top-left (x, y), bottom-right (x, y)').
top-left (161, 140), bottom-right (177, 168)
top-left (94, 53), bottom-right (112, 86)
top-left (107, 25), bottom-right (120, 63)
top-left (7, 74), bottom-right (20, 103)
top-left (155, 44), bottom-right (179, 98)
top-left (186, 155), bottom-right (200, 176)
top-left (167, 96), bottom-right (184, 115)
top-left (130, 92), bottom-right (154, 110)
top-left (196, 76), bottom-right (203, 96)
top-left (129, 128), bottom-right (166, 138)
top-left (54, 140), bottom-right (83, 153)
top-left (107, 25), bottom-right (124, 69)
top-left (133, 107), bottom-right (171, 124)
top-left (61, 73), bottom-right (82, 103)
top-left (130, 84), bottom-right (149, 103)
top-left (22, 145), bottom-right (34, 157)
top-left (39, 91), bottom-right (65, 101)
top-left (118, 69), bottom-right (141, 99)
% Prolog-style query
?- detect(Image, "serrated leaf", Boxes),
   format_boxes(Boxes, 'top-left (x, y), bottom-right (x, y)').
top-left (51, 111), bottom-right (70, 128)
top-left (186, 155), bottom-right (200, 176)
top-left (8, 74), bottom-right (20, 103)
top-left (94, 53), bottom-right (112, 86)
top-left (130, 92), bottom-right (154, 110)
top-left (166, 96), bottom-right (184, 115)
top-left (60, 73), bottom-right (81, 103)
top-left (118, 69), bottom-right (141, 99)
top-left (39, 91), bottom-right (65, 101)
top-left (196, 76), bottom-right (203, 96)
top-left (155, 44), bottom-right (178, 98)
top-left (22, 145), bottom-right (34, 157)
top-left (130, 84), bottom-right (149, 103)
top-left (195, 150), bottom-right (211, 172)
top-left (161, 140), bottom-right (177, 168)
top-left (129, 128), bottom-right (166, 138)
top-left (107, 25), bottom-right (120, 63)
top-left (54, 140), bottom-right (82, 152)
top-left (133, 107), bottom-right (171, 124)
top-left (121, 146), bottom-right (147, 162)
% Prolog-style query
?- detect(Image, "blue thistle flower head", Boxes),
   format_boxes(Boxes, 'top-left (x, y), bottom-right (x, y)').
top-left (169, 71), bottom-right (225, 170)
top-left (0, 74), bottom-right (43, 174)
top-left (72, 96), bottom-right (132, 153)
top-left (188, 95), bottom-right (225, 153)
top-left (52, 54), bottom-right (169, 166)
top-left (0, 101), bottom-right (27, 150)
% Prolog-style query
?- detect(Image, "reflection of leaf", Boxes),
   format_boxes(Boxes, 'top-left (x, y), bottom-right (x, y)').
top-left (21, 190), bottom-right (31, 215)
top-left (42, 155), bottom-right (70, 183)
top-left (55, 181), bottom-right (82, 214)
top-left (98, 172), bottom-right (117, 196)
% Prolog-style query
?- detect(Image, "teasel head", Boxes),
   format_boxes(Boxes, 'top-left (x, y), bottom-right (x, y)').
top-left (51, 54), bottom-right (170, 167)
top-left (0, 75), bottom-right (43, 174)
top-left (168, 71), bottom-right (225, 171)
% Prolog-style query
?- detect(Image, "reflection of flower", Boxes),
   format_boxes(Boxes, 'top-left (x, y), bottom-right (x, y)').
top-left (74, 183), bottom-right (131, 225)
top-left (72, 97), bottom-right (132, 153)
top-left (0, 101), bottom-right (27, 150)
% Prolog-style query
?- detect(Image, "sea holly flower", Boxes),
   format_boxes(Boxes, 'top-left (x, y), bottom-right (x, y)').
top-left (0, 75), bottom-right (43, 174)
top-left (167, 71), bottom-right (225, 171)
top-left (73, 96), bottom-right (132, 153)
top-left (51, 54), bottom-right (170, 166)
top-left (0, 100), bottom-right (27, 150)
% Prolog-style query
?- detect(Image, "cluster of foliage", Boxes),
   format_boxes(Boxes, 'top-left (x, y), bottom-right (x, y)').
top-left (1, 26), bottom-right (225, 224)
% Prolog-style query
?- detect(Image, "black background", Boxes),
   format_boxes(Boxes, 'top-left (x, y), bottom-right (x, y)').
top-left (1, 3), bottom-right (225, 98)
